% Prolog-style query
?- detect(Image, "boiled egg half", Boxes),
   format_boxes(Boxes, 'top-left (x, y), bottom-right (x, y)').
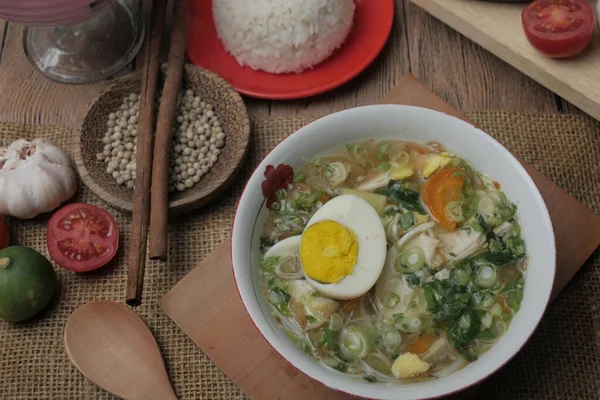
top-left (265, 194), bottom-right (387, 299)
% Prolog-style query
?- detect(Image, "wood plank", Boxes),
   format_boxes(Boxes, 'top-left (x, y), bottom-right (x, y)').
top-left (404, 1), bottom-right (558, 114)
top-left (408, 0), bottom-right (600, 119)
top-left (0, 23), bottom-right (110, 126)
top-left (0, 20), bottom-right (7, 65)
top-left (267, 0), bottom-right (410, 117)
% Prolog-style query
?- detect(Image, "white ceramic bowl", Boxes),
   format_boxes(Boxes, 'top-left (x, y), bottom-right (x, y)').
top-left (232, 105), bottom-right (555, 400)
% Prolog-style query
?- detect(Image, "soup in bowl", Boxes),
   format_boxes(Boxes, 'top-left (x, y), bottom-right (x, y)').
top-left (231, 105), bottom-right (555, 399)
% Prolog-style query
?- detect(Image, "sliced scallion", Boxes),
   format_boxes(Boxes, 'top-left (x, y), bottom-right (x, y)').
top-left (308, 328), bottom-right (327, 348)
top-left (453, 269), bottom-right (470, 286)
top-left (475, 265), bottom-right (497, 288)
top-left (458, 313), bottom-right (472, 330)
top-left (445, 200), bottom-right (465, 222)
top-left (400, 316), bottom-right (422, 333)
top-left (329, 313), bottom-right (344, 331)
top-left (481, 312), bottom-right (493, 330)
top-left (379, 162), bottom-right (392, 172)
top-left (377, 143), bottom-right (390, 160)
top-left (401, 246), bottom-right (425, 272)
top-left (340, 325), bottom-right (371, 359)
top-left (490, 302), bottom-right (503, 317)
top-left (380, 325), bottom-right (402, 350)
top-left (384, 292), bottom-right (400, 309)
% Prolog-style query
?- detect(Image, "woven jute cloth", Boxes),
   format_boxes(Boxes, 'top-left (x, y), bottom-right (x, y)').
top-left (0, 112), bottom-right (599, 400)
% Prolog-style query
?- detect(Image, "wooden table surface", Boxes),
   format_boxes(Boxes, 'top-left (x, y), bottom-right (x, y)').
top-left (0, 1), bottom-right (583, 127)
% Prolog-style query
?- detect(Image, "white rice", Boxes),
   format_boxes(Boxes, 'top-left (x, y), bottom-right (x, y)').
top-left (213, 0), bottom-right (356, 74)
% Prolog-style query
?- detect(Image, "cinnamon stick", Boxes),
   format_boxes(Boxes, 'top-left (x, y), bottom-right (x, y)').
top-left (148, 0), bottom-right (187, 261)
top-left (125, 0), bottom-right (167, 306)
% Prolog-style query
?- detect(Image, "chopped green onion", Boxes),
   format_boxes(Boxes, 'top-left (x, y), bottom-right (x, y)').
top-left (356, 175), bottom-right (365, 182)
top-left (401, 246), bottom-right (425, 272)
top-left (478, 328), bottom-right (498, 341)
top-left (399, 212), bottom-right (414, 230)
top-left (377, 143), bottom-right (390, 160)
top-left (384, 292), bottom-right (400, 308)
top-left (340, 325), bottom-right (371, 358)
top-left (481, 312), bottom-right (493, 330)
top-left (445, 200), bottom-right (465, 222)
top-left (329, 313), bottom-right (344, 331)
top-left (506, 286), bottom-right (524, 312)
top-left (269, 287), bottom-right (290, 304)
top-left (495, 321), bottom-right (508, 336)
top-left (324, 163), bottom-right (334, 177)
top-left (452, 269), bottom-right (470, 286)
top-left (458, 313), bottom-right (472, 330)
top-left (381, 325), bottom-right (402, 349)
top-left (490, 303), bottom-right (503, 317)
top-left (423, 287), bottom-right (436, 310)
top-left (364, 376), bottom-right (377, 383)
top-left (306, 315), bottom-right (318, 324)
top-left (399, 316), bottom-right (422, 333)
top-left (293, 172), bottom-right (305, 183)
top-left (481, 292), bottom-right (495, 308)
top-left (272, 302), bottom-right (292, 317)
top-left (298, 340), bottom-right (311, 355)
top-left (475, 265), bottom-right (497, 288)
top-left (379, 162), bottom-right (392, 172)
top-left (308, 328), bottom-right (327, 348)
top-left (502, 312), bottom-right (512, 321)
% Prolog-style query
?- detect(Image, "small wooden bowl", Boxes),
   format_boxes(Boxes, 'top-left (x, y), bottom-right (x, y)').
top-left (74, 64), bottom-right (250, 215)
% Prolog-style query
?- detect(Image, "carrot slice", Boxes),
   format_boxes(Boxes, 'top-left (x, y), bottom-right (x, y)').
top-left (421, 168), bottom-right (464, 231)
top-left (408, 333), bottom-right (438, 354)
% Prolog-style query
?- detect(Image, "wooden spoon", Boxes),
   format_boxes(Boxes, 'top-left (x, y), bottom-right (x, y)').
top-left (64, 300), bottom-right (177, 400)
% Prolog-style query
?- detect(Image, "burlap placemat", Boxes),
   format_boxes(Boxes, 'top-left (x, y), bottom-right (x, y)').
top-left (0, 112), bottom-right (599, 400)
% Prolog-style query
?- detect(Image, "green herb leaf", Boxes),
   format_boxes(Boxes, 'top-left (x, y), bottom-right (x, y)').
top-left (293, 172), bottom-right (305, 183)
top-left (387, 180), bottom-right (426, 213)
top-left (404, 273), bottom-right (420, 286)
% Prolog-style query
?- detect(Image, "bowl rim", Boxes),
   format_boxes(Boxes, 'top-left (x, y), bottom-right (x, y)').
top-left (231, 104), bottom-right (556, 400)
top-left (73, 64), bottom-right (250, 216)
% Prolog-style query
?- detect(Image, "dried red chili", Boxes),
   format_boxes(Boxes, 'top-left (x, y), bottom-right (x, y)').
top-left (261, 164), bottom-right (294, 208)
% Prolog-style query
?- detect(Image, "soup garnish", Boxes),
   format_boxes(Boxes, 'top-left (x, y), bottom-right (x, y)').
top-left (258, 140), bottom-right (526, 383)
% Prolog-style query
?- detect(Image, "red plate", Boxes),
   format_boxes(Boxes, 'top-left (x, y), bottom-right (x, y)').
top-left (185, 0), bottom-right (394, 100)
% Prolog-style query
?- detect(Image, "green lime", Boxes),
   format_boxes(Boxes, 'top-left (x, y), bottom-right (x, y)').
top-left (0, 246), bottom-right (57, 322)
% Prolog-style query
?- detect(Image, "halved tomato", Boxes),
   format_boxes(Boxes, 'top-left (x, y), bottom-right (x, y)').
top-left (0, 216), bottom-right (8, 250)
top-left (522, 0), bottom-right (596, 58)
top-left (47, 203), bottom-right (119, 272)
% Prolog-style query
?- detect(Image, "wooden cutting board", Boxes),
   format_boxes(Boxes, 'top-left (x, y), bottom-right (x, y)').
top-left (408, 0), bottom-right (600, 122)
top-left (159, 74), bottom-right (600, 399)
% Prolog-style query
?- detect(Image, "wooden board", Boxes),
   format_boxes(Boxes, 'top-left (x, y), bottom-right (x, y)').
top-left (160, 74), bottom-right (600, 400)
top-left (408, 0), bottom-right (600, 121)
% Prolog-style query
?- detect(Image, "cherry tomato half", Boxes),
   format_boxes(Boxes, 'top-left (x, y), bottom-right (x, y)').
top-left (0, 216), bottom-right (8, 250)
top-left (522, 0), bottom-right (596, 58)
top-left (47, 203), bottom-right (119, 272)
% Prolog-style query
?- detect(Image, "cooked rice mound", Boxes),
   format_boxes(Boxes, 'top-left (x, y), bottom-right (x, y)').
top-left (213, 0), bottom-right (356, 74)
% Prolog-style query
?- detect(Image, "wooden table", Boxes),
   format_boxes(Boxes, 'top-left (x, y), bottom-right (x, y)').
top-left (0, 1), bottom-right (584, 128)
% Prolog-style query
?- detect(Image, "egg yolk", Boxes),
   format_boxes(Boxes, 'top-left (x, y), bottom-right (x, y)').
top-left (299, 220), bottom-right (358, 284)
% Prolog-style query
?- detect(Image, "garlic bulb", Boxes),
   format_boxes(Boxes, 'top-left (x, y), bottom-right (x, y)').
top-left (0, 139), bottom-right (77, 219)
